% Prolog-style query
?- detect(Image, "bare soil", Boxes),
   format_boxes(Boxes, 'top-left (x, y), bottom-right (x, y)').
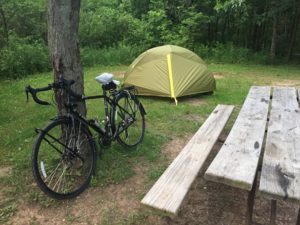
top-left (213, 72), bottom-right (224, 79)
top-left (0, 166), bottom-right (12, 178)
top-left (180, 97), bottom-right (207, 106)
top-left (271, 79), bottom-right (300, 87)
top-left (162, 135), bottom-right (193, 160)
top-left (165, 137), bottom-right (299, 225)
top-left (5, 135), bottom-right (300, 225)
top-left (9, 164), bottom-right (149, 225)
top-left (0, 166), bottom-right (12, 201)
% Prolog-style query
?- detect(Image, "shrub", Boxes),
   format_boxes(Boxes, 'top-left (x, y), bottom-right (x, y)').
top-left (0, 36), bottom-right (50, 79)
top-left (194, 43), bottom-right (269, 64)
top-left (193, 44), bottom-right (211, 59)
top-left (80, 45), bottom-right (146, 67)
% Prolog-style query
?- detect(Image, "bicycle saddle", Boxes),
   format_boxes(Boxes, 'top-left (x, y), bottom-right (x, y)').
top-left (95, 73), bottom-right (120, 85)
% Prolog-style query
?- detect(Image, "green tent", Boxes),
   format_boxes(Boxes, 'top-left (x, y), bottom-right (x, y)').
top-left (123, 45), bottom-right (216, 104)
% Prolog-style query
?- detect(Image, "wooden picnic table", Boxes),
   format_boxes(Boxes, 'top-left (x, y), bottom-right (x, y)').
top-left (142, 86), bottom-right (300, 225)
top-left (205, 86), bottom-right (300, 225)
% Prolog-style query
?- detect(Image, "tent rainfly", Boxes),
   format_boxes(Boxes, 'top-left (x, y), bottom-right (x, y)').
top-left (123, 45), bottom-right (216, 104)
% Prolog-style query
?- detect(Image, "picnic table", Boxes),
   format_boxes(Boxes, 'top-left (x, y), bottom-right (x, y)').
top-left (142, 86), bottom-right (300, 225)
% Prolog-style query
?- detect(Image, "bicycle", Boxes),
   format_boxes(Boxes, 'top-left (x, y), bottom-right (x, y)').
top-left (25, 73), bottom-right (146, 199)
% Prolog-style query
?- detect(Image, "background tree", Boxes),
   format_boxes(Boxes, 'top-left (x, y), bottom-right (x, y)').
top-left (285, 0), bottom-right (300, 61)
top-left (48, 0), bottom-right (86, 116)
top-left (270, 0), bottom-right (279, 63)
top-left (1, 0), bottom-right (299, 79)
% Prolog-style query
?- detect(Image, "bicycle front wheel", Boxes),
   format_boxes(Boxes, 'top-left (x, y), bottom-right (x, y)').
top-left (32, 117), bottom-right (96, 199)
top-left (112, 92), bottom-right (145, 148)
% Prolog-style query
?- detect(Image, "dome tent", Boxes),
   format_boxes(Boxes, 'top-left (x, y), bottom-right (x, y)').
top-left (123, 45), bottom-right (215, 104)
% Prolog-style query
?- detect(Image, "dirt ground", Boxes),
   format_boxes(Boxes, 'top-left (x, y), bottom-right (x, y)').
top-left (3, 133), bottom-right (299, 225)
top-left (167, 137), bottom-right (299, 225)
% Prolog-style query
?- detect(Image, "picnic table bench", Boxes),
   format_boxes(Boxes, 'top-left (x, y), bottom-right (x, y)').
top-left (141, 86), bottom-right (300, 225)
top-left (141, 104), bottom-right (235, 214)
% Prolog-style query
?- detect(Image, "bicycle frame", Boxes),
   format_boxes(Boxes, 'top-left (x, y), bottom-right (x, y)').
top-left (67, 90), bottom-right (137, 142)
top-left (26, 77), bottom-right (144, 146)
top-left (27, 77), bottom-right (146, 199)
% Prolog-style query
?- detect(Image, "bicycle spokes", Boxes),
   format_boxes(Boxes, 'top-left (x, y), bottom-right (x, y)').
top-left (34, 119), bottom-right (95, 197)
top-left (114, 93), bottom-right (145, 148)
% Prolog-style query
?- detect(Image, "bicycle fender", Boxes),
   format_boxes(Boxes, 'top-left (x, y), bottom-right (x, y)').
top-left (138, 102), bottom-right (146, 115)
top-left (117, 90), bottom-right (146, 115)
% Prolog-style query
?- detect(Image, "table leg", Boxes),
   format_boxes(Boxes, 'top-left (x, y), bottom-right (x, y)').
top-left (246, 177), bottom-right (257, 225)
top-left (296, 208), bottom-right (300, 225)
top-left (270, 200), bottom-right (277, 225)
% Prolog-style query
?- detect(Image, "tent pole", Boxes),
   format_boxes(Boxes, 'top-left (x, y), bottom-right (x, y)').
top-left (167, 54), bottom-right (177, 105)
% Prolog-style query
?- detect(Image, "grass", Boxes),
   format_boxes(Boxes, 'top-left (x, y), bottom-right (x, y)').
top-left (0, 63), bottom-right (300, 223)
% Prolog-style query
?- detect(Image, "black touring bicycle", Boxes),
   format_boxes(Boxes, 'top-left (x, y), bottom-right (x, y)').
top-left (25, 73), bottom-right (146, 199)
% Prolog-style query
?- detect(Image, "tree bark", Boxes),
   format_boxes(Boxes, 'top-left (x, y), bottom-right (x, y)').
top-left (285, 0), bottom-right (300, 61)
top-left (48, 0), bottom-right (86, 116)
top-left (270, 5), bottom-right (278, 64)
top-left (221, 12), bottom-right (228, 43)
top-left (0, 5), bottom-right (9, 45)
top-left (215, 15), bottom-right (219, 42)
top-left (261, 0), bottom-right (270, 51)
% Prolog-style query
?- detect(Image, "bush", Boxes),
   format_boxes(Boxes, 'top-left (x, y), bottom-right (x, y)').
top-left (80, 43), bottom-right (269, 68)
top-left (81, 45), bottom-right (146, 67)
top-left (194, 43), bottom-right (269, 64)
top-left (0, 36), bottom-right (50, 79)
top-left (193, 44), bottom-right (211, 59)
top-left (0, 37), bottom-right (272, 80)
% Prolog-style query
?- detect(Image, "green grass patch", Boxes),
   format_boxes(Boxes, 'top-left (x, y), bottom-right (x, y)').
top-left (0, 200), bottom-right (17, 223)
top-left (0, 63), bottom-right (299, 223)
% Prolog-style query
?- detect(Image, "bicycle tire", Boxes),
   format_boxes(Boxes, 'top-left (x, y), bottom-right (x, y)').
top-left (112, 91), bottom-right (145, 148)
top-left (32, 117), bottom-right (96, 199)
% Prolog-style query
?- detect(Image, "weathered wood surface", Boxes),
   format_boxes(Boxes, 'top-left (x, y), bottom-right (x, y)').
top-left (141, 104), bottom-right (234, 215)
top-left (259, 87), bottom-right (300, 203)
top-left (205, 86), bottom-right (271, 191)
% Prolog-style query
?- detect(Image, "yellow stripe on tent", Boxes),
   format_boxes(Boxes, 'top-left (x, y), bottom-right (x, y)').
top-left (167, 54), bottom-right (178, 105)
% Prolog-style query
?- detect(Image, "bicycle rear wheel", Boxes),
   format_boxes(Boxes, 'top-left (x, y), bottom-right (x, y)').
top-left (112, 92), bottom-right (145, 148)
top-left (32, 117), bottom-right (96, 199)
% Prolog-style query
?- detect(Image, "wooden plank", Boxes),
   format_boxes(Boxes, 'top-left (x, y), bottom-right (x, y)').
top-left (141, 104), bottom-right (234, 215)
top-left (259, 87), bottom-right (300, 203)
top-left (205, 86), bottom-right (271, 190)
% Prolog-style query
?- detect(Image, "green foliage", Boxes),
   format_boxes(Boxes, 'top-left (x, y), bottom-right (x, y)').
top-left (80, 6), bottom-right (134, 48)
top-left (1, 64), bottom-right (300, 219)
top-left (0, 35), bottom-right (50, 79)
top-left (129, 0), bottom-right (150, 18)
top-left (178, 7), bottom-right (210, 47)
top-left (0, 0), bottom-right (299, 80)
top-left (194, 43), bottom-right (269, 64)
top-left (0, 0), bottom-right (47, 43)
top-left (141, 9), bottom-right (172, 46)
top-left (80, 45), bottom-right (146, 67)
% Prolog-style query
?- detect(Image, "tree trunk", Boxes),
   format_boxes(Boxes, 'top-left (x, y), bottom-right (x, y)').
top-left (48, 0), bottom-right (86, 117)
top-left (215, 15), bottom-right (219, 42)
top-left (0, 5), bottom-right (9, 45)
top-left (261, 0), bottom-right (270, 51)
top-left (221, 12), bottom-right (228, 43)
top-left (270, 7), bottom-right (278, 63)
top-left (285, 0), bottom-right (300, 61)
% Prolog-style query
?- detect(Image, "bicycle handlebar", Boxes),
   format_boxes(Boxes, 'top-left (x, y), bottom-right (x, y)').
top-left (25, 78), bottom-right (83, 106)
top-left (25, 85), bottom-right (52, 105)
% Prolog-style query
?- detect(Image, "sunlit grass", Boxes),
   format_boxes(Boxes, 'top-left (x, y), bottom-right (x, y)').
top-left (0, 63), bottom-right (299, 222)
